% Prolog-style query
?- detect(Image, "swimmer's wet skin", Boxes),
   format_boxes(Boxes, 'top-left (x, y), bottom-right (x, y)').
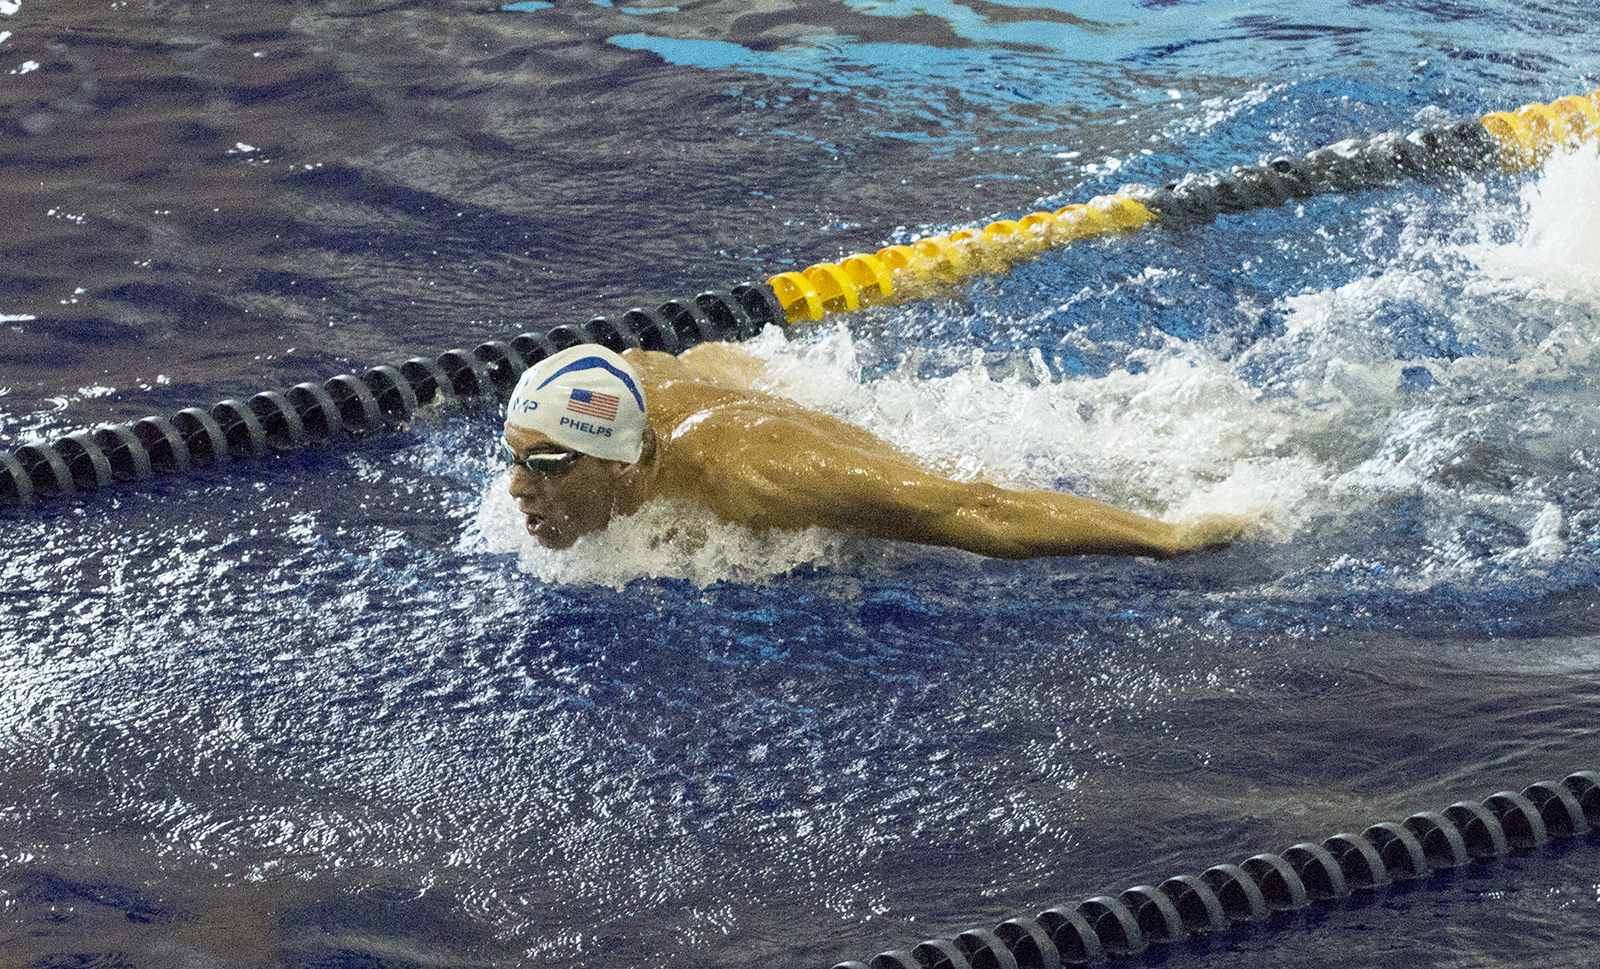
top-left (502, 343), bottom-right (1246, 559)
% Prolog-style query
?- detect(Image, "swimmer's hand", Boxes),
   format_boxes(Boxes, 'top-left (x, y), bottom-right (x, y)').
top-left (1158, 513), bottom-right (1252, 558)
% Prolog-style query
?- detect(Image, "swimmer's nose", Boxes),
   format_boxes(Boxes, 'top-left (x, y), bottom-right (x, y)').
top-left (507, 467), bottom-right (543, 499)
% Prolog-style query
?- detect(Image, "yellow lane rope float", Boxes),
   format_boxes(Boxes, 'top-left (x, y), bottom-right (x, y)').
top-left (1481, 90), bottom-right (1600, 170)
top-left (769, 89), bottom-right (1600, 325)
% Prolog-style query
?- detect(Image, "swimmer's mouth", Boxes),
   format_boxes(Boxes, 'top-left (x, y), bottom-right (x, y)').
top-left (523, 512), bottom-right (549, 540)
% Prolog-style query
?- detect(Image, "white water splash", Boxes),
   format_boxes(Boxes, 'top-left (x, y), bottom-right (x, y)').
top-left (1467, 142), bottom-right (1600, 296)
top-left (750, 322), bottom-right (1298, 529)
top-left (469, 475), bottom-right (924, 590)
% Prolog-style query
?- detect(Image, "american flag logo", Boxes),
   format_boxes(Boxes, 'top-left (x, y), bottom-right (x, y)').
top-left (567, 387), bottom-right (619, 421)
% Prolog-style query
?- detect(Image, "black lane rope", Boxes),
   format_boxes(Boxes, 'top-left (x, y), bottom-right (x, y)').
top-left (0, 284), bottom-right (783, 508)
top-left (831, 771), bottom-right (1598, 969)
top-left (1132, 120), bottom-right (1499, 227)
top-left (0, 122), bottom-right (1493, 510)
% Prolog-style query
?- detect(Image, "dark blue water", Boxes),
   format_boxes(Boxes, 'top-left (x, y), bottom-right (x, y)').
top-left (3, 1), bottom-right (1600, 967)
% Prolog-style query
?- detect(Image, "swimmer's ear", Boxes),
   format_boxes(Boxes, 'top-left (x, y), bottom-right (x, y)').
top-left (636, 426), bottom-right (657, 465)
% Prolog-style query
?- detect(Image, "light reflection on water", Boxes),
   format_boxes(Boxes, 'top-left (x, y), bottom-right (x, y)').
top-left (3, 394), bottom-right (1599, 965)
top-left (3, 0), bottom-right (1600, 966)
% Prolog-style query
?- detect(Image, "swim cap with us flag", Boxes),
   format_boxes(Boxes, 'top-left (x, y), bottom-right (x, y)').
top-left (505, 345), bottom-right (648, 463)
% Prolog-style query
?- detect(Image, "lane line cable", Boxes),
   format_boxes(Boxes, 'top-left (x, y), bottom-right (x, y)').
top-left (829, 770), bottom-right (1598, 969)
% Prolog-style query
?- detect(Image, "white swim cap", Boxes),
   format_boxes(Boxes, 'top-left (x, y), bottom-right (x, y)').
top-left (505, 345), bottom-right (648, 463)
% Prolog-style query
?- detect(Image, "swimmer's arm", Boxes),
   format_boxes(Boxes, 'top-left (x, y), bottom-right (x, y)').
top-left (685, 413), bottom-right (1242, 559)
top-left (829, 473), bottom-right (1237, 560)
top-left (902, 485), bottom-right (1245, 560)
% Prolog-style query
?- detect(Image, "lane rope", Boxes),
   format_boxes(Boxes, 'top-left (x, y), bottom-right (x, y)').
top-left (3, 90), bottom-right (1597, 509)
top-left (829, 770), bottom-right (1598, 969)
top-left (0, 287), bottom-right (783, 506)
top-left (767, 89), bottom-right (1600, 324)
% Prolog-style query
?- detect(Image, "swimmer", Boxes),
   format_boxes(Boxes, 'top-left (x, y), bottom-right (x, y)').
top-left (501, 342), bottom-right (1246, 559)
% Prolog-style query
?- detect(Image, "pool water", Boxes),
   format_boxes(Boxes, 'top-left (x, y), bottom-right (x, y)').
top-left (2, 1), bottom-right (1599, 967)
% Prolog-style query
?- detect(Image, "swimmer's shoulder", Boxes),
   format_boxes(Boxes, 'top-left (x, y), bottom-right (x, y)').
top-left (626, 345), bottom-right (777, 440)
top-left (676, 342), bottom-right (766, 388)
top-left (619, 349), bottom-right (752, 438)
top-left (624, 348), bottom-right (691, 386)
top-left (625, 343), bottom-right (765, 392)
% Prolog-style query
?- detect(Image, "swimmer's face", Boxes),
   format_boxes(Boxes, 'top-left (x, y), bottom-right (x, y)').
top-left (504, 423), bottom-right (631, 550)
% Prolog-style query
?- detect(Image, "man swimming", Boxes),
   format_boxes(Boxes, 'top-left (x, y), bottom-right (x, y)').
top-left (501, 342), bottom-right (1245, 559)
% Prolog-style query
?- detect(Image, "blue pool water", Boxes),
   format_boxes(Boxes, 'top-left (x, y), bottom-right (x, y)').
top-left (2, 1), bottom-right (1599, 967)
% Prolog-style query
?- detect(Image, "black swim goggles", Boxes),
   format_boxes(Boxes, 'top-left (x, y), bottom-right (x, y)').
top-left (498, 436), bottom-right (582, 479)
